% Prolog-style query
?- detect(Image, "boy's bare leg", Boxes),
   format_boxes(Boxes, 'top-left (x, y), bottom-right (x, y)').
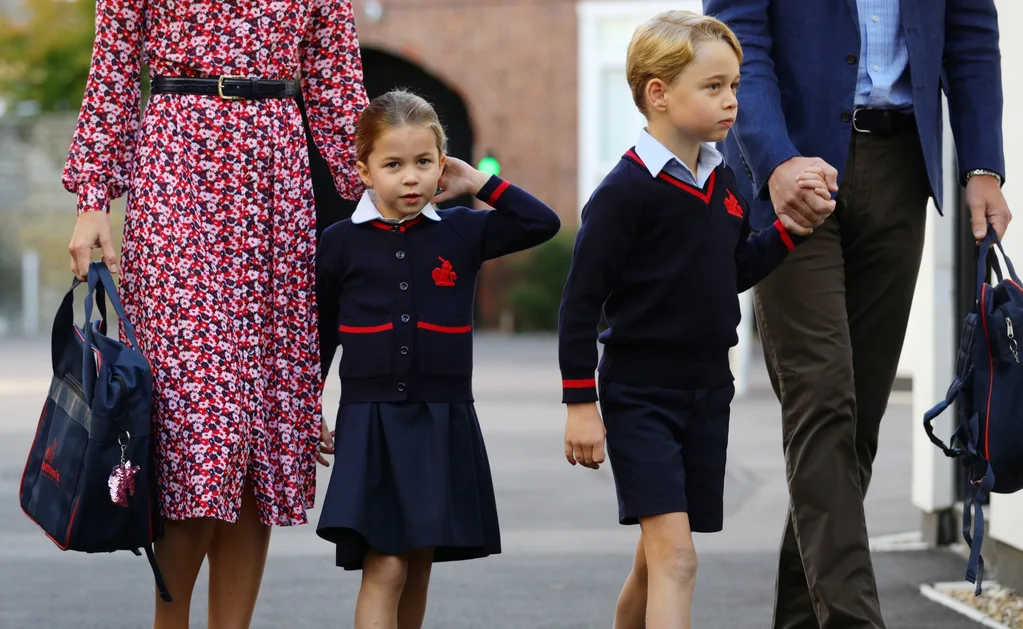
top-left (640, 512), bottom-right (697, 629)
top-left (615, 534), bottom-right (649, 628)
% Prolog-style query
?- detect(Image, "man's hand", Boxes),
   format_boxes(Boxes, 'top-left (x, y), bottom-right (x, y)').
top-left (565, 402), bottom-right (606, 470)
top-left (768, 157), bottom-right (840, 235)
top-left (966, 174), bottom-right (1011, 243)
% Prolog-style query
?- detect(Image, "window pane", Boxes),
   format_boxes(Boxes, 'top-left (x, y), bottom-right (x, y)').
top-left (599, 68), bottom-right (642, 161)
top-left (597, 18), bottom-right (638, 57)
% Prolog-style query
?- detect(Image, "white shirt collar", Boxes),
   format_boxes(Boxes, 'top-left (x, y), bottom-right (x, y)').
top-left (350, 190), bottom-right (442, 224)
top-left (634, 128), bottom-right (723, 187)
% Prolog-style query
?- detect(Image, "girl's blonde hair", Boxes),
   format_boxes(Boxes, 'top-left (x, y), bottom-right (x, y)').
top-left (355, 89), bottom-right (448, 164)
top-left (626, 10), bottom-right (743, 115)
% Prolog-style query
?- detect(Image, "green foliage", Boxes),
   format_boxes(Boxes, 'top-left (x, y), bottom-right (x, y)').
top-left (505, 230), bottom-right (576, 332)
top-left (0, 0), bottom-right (97, 112)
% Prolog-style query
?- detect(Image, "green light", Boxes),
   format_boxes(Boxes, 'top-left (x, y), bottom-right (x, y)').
top-left (477, 155), bottom-right (501, 176)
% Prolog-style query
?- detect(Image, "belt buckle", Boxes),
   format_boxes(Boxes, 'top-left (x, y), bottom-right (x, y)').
top-left (217, 75), bottom-right (245, 101)
top-left (852, 107), bottom-right (872, 134)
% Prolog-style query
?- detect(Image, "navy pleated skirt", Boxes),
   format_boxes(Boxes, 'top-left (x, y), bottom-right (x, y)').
top-left (316, 401), bottom-right (502, 570)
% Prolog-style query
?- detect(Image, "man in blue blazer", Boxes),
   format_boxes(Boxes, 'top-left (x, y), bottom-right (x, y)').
top-left (701, 1), bottom-right (1011, 627)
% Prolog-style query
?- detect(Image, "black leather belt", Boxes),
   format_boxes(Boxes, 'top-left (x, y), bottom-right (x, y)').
top-left (150, 75), bottom-right (298, 100)
top-left (852, 107), bottom-right (915, 135)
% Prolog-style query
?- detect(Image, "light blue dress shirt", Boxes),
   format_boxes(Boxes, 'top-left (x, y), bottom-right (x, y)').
top-left (634, 128), bottom-right (723, 188)
top-left (854, 0), bottom-right (913, 111)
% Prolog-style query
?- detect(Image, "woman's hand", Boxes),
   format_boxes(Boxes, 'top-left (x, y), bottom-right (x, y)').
top-left (432, 156), bottom-right (491, 205)
top-left (69, 211), bottom-right (118, 281)
top-left (316, 417), bottom-right (335, 467)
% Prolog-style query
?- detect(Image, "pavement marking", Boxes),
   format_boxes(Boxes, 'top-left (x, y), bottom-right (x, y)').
top-left (869, 530), bottom-right (930, 552)
top-left (919, 582), bottom-right (1012, 629)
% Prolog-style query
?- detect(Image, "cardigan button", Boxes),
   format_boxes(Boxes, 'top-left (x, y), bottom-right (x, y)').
top-left (400, 345), bottom-right (409, 355)
top-left (396, 382), bottom-right (406, 392)
top-left (401, 314), bottom-right (410, 323)
top-left (399, 282), bottom-right (409, 291)
top-left (396, 250), bottom-right (405, 260)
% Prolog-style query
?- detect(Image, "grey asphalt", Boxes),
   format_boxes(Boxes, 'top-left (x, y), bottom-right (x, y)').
top-left (0, 334), bottom-right (980, 628)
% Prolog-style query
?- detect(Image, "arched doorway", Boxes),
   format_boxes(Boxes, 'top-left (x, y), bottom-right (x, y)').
top-left (298, 49), bottom-right (475, 240)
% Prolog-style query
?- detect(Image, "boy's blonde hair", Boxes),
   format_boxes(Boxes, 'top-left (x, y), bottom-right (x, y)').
top-left (626, 10), bottom-right (743, 115)
top-left (355, 89), bottom-right (448, 164)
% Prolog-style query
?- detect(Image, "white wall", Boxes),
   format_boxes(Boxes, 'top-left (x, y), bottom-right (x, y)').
top-left (909, 0), bottom-right (1023, 548)
top-left (987, 0), bottom-right (1023, 551)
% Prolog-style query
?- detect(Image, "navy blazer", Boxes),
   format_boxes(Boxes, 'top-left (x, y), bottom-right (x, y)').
top-left (702, 0), bottom-right (1005, 230)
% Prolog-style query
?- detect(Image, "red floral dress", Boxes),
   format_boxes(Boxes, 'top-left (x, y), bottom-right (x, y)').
top-left (62, 0), bottom-right (368, 527)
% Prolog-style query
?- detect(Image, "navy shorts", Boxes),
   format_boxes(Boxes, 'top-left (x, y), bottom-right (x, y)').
top-left (598, 377), bottom-right (734, 533)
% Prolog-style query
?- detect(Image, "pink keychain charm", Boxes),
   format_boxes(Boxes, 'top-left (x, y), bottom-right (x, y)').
top-left (108, 432), bottom-right (140, 507)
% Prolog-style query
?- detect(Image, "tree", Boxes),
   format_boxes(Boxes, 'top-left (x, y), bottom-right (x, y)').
top-left (0, 0), bottom-right (97, 113)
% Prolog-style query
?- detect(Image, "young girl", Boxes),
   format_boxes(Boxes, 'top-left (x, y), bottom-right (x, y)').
top-left (315, 89), bottom-right (561, 629)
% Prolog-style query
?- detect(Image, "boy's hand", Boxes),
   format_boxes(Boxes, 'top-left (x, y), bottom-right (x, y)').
top-left (796, 166), bottom-right (837, 211)
top-left (432, 156), bottom-right (491, 205)
top-left (769, 157), bottom-right (838, 235)
top-left (565, 403), bottom-right (606, 469)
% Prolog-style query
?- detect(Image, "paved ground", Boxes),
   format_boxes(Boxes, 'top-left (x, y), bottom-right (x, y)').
top-left (0, 334), bottom-right (981, 628)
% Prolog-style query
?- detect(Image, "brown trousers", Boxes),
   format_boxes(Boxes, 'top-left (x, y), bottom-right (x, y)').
top-left (753, 127), bottom-right (932, 629)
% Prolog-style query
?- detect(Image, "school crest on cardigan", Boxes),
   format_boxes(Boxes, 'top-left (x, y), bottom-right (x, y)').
top-left (432, 257), bottom-right (457, 287)
top-left (724, 190), bottom-right (744, 218)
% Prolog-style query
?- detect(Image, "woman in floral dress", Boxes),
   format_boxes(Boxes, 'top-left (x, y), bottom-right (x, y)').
top-left (64, 0), bottom-right (367, 625)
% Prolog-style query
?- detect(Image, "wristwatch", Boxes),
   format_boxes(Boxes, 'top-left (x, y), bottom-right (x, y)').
top-left (966, 169), bottom-right (1004, 186)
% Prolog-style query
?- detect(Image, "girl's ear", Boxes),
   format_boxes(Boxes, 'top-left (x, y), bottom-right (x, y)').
top-left (438, 153), bottom-right (447, 172)
top-left (356, 160), bottom-right (372, 188)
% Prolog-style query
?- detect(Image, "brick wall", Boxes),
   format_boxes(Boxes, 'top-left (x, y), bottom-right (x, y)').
top-left (350, 0), bottom-right (580, 327)
top-left (352, 1), bottom-right (579, 227)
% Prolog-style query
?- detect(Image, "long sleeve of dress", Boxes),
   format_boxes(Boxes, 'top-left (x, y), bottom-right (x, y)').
top-left (61, 0), bottom-right (146, 215)
top-left (299, 0), bottom-right (369, 201)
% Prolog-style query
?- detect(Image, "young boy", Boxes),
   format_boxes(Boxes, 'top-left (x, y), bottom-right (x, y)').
top-left (557, 11), bottom-right (835, 629)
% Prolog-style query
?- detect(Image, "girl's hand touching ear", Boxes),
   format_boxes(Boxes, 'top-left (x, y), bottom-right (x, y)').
top-left (432, 156), bottom-right (491, 205)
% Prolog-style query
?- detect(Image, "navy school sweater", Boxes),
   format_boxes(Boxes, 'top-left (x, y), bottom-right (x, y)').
top-left (558, 149), bottom-right (807, 403)
top-left (317, 176), bottom-right (561, 403)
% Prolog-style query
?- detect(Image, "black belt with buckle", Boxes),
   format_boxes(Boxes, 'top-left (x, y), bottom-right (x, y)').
top-left (150, 75), bottom-right (299, 101)
top-left (852, 108), bottom-right (915, 135)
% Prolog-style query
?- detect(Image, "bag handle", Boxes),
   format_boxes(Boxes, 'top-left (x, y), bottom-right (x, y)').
top-left (922, 376), bottom-right (968, 458)
top-left (975, 225), bottom-right (1021, 302)
top-left (50, 278), bottom-right (82, 376)
top-left (82, 262), bottom-right (141, 404)
top-left (84, 262), bottom-right (140, 348)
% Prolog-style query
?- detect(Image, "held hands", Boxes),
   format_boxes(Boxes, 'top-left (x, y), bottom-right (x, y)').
top-left (432, 156), bottom-right (491, 205)
top-left (316, 417), bottom-right (335, 467)
top-left (768, 157), bottom-right (839, 236)
top-left (564, 402), bottom-right (606, 470)
top-left (68, 211), bottom-right (119, 281)
top-left (965, 174), bottom-right (1012, 244)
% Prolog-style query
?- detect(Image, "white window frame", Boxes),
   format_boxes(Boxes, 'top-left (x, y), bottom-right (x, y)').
top-left (576, 1), bottom-right (705, 215)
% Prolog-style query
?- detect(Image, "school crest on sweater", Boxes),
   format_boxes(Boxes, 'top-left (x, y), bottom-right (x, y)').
top-left (724, 190), bottom-right (744, 218)
top-left (432, 257), bottom-right (457, 287)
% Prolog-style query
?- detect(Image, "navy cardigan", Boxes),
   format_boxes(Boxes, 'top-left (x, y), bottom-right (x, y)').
top-left (317, 176), bottom-right (561, 403)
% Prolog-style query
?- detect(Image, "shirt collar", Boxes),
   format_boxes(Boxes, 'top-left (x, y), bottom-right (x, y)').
top-left (350, 190), bottom-right (442, 225)
top-left (634, 128), bottom-right (724, 182)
